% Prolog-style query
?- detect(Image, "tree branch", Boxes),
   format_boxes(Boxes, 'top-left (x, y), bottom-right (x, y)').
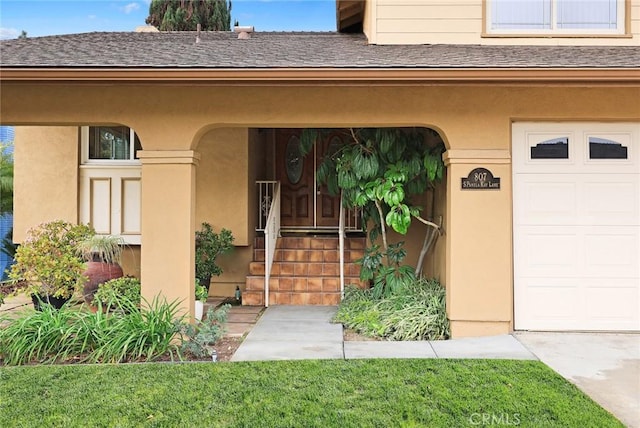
top-left (374, 199), bottom-right (389, 256)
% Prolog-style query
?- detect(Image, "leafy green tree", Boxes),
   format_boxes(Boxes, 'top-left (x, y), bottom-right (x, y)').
top-left (0, 143), bottom-right (13, 216)
top-left (301, 128), bottom-right (445, 297)
top-left (146, 0), bottom-right (232, 31)
top-left (18, 30), bottom-right (27, 39)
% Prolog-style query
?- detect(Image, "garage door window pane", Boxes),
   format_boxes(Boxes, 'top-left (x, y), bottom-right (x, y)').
top-left (589, 137), bottom-right (628, 159)
top-left (531, 137), bottom-right (569, 159)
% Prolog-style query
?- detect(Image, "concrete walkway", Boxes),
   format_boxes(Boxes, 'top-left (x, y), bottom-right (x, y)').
top-left (231, 305), bottom-right (536, 361)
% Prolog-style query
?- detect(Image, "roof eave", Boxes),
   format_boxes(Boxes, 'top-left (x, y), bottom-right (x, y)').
top-left (1, 67), bottom-right (639, 84)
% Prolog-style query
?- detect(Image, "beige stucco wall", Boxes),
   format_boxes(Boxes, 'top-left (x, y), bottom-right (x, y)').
top-left (121, 245), bottom-right (141, 278)
top-left (364, 0), bottom-right (640, 45)
top-left (13, 126), bottom-right (79, 242)
top-left (3, 82), bottom-right (639, 334)
top-left (194, 127), bottom-right (266, 297)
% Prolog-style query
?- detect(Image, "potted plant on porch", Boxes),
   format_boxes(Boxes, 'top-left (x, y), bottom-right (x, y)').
top-left (194, 279), bottom-right (208, 321)
top-left (78, 234), bottom-right (125, 304)
top-left (8, 220), bottom-right (94, 310)
top-left (195, 222), bottom-right (234, 293)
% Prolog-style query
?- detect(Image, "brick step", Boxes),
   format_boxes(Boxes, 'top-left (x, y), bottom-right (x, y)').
top-left (270, 291), bottom-right (341, 306)
top-left (253, 248), bottom-right (365, 264)
top-left (249, 260), bottom-right (362, 277)
top-left (255, 236), bottom-right (365, 250)
top-left (249, 262), bottom-right (265, 276)
top-left (241, 291), bottom-right (342, 306)
top-left (253, 236), bottom-right (366, 260)
top-left (242, 290), bottom-right (264, 306)
top-left (245, 275), bottom-right (364, 292)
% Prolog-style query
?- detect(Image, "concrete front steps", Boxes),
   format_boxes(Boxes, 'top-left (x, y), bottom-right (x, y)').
top-left (243, 235), bottom-right (366, 306)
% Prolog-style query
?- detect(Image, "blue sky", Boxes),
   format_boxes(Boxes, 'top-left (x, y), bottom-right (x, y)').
top-left (0, 0), bottom-right (336, 39)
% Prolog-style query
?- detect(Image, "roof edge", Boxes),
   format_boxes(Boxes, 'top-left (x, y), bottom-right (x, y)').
top-left (1, 67), bottom-right (639, 84)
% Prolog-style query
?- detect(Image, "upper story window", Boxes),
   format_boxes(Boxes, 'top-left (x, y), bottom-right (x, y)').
top-left (81, 126), bottom-right (141, 164)
top-left (487, 0), bottom-right (625, 35)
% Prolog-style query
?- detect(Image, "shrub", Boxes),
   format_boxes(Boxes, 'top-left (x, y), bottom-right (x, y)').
top-left (195, 279), bottom-right (208, 302)
top-left (8, 220), bottom-right (94, 299)
top-left (93, 276), bottom-right (141, 309)
top-left (195, 223), bottom-right (234, 289)
top-left (335, 277), bottom-right (450, 341)
top-left (180, 304), bottom-right (229, 358)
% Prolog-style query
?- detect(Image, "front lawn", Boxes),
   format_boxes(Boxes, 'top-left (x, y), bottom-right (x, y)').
top-left (0, 359), bottom-right (622, 427)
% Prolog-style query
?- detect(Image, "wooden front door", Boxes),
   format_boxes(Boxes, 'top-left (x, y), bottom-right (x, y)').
top-left (275, 129), bottom-right (341, 229)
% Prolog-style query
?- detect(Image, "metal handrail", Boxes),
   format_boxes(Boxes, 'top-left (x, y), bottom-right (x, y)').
top-left (339, 193), bottom-right (345, 299)
top-left (263, 182), bottom-right (280, 307)
top-left (256, 181), bottom-right (278, 232)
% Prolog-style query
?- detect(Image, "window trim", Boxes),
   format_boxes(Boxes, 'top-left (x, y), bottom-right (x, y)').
top-left (80, 126), bottom-right (141, 166)
top-left (483, 0), bottom-right (629, 37)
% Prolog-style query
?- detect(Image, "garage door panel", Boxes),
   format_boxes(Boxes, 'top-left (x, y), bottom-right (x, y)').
top-left (583, 179), bottom-right (639, 225)
top-left (517, 178), bottom-right (577, 224)
top-left (516, 227), bottom-right (580, 276)
top-left (515, 278), bottom-right (581, 330)
top-left (585, 281), bottom-right (640, 330)
top-left (513, 122), bottom-right (639, 332)
top-left (583, 229), bottom-right (640, 277)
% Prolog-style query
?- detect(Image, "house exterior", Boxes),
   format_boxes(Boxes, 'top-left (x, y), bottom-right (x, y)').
top-left (0, 0), bottom-right (638, 337)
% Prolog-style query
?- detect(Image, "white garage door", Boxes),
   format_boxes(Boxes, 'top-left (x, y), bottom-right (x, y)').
top-left (513, 122), bottom-right (640, 331)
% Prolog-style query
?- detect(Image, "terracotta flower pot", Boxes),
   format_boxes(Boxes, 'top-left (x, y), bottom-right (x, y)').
top-left (83, 261), bottom-right (124, 304)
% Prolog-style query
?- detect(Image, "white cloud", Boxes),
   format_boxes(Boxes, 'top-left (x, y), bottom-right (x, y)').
top-left (0, 28), bottom-right (19, 40)
top-left (88, 15), bottom-right (97, 20)
top-left (121, 3), bottom-right (141, 14)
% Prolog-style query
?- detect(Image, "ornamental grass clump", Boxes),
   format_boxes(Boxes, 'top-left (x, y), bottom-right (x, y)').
top-left (0, 303), bottom-right (91, 365)
top-left (89, 296), bottom-right (184, 363)
top-left (335, 277), bottom-right (450, 341)
top-left (0, 295), bottom-right (186, 365)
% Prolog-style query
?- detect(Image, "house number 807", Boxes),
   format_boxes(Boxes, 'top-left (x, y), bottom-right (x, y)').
top-left (474, 172), bottom-right (487, 182)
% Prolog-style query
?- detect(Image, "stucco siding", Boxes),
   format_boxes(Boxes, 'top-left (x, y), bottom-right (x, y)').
top-left (13, 126), bottom-right (79, 242)
top-left (370, 0), bottom-right (640, 45)
top-left (195, 127), bottom-right (254, 296)
top-left (4, 82), bottom-right (638, 334)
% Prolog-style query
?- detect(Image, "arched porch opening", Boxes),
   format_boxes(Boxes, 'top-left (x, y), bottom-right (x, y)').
top-left (192, 125), bottom-right (449, 306)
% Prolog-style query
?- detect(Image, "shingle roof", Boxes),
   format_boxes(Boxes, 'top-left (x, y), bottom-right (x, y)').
top-left (1, 31), bottom-right (639, 69)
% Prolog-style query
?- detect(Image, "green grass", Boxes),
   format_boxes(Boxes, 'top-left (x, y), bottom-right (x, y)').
top-left (0, 359), bottom-right (622, 427)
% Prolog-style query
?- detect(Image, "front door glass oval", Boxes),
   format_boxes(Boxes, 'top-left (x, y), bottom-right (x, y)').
top-left (285, 135), bottom-right (303, 184)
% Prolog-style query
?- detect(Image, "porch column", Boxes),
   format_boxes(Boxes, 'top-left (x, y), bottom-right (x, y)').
top-left (443, 149), bottom-right (512, 337)
top-left (138, 150), bottom-right (200, 319)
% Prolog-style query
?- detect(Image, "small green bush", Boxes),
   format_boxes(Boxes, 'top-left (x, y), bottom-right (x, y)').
top-left (93, 276), bottom-right (141, 309)
top-left (335, 277), bottom-right (450, 341)
top-left (9, 220), bottom-right (94, 299)
top-left (195, 279), bottom-right (208, 302)
top-left (180, 304), bottom-right (230, 358)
